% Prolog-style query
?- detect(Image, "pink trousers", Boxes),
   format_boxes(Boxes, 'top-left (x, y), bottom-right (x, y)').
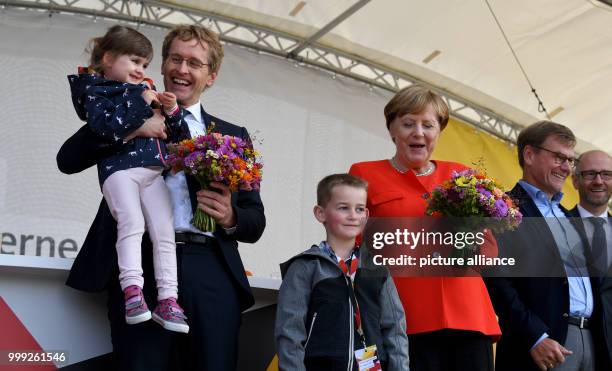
top-left (102, 167), bottom-right (177, 301)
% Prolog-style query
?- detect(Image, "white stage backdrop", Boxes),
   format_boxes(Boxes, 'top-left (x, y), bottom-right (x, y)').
top-left (0, 9), bottom-right (395, 278)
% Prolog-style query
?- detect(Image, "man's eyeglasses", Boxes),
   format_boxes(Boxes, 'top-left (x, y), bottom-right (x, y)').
top-left (167, 54), bottom-right (209, 70)
top-left (577, 170), bottom-right (612, 181)
top-left (532, 145), bottom-right (576, 166)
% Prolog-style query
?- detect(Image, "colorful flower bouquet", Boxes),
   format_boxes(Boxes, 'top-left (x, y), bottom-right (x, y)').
top-left (167, 125), bottom-right (262, 232)
top-left (425, 168), bottom-right (522, 260)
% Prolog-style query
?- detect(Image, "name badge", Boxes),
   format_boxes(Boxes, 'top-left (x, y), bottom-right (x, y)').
top-left (355, 344), bottom-right (382, 370)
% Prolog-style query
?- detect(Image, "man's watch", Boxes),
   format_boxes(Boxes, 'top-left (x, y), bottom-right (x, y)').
top-left (223, 225), bottom-right (237, 235)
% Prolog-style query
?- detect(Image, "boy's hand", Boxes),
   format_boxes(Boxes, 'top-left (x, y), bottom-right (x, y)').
top-left (157, 91), bottom-right (178, 113)
top-left (141, 89), bottom-right (159, 105)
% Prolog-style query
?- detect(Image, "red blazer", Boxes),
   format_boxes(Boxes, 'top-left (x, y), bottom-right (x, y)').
top-left (349, 159), bottom-right (501, 339)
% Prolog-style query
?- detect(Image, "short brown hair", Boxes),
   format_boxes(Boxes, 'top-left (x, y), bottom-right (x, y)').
top-left (384, 85), bottom-right (449, 130)
top-left (88, 25), bottom-right (153, 74)
top-left (317, 174), bottom-right (368, 207)
top-left (162, 25), bottom-right (224, 74)
top-left (517, 120), bottom-right (576, 168)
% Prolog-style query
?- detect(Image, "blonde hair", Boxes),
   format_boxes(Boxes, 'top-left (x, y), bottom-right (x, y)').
top-left (384, 85), bottom-right (449, 130)
top-left (162, 24), bottom-right (224, 73)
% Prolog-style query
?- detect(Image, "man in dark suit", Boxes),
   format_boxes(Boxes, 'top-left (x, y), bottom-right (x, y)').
top-left (57, 25), bottom-right (265, 371)
top-left (485, 121), bottom-right (598, 371)
top-left (569, 150), bottom-right (612, 369)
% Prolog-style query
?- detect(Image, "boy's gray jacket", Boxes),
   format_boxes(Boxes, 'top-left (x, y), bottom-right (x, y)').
top-left (275, 246), bottom-right (409, 371)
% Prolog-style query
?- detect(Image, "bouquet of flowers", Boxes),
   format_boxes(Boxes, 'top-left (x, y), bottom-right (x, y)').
top-left (425, 168), bottom-right (522, 231)
top-left (167, 124), bottom-right (262, 232)
top-left (425, 168), bottom-right (522, 259)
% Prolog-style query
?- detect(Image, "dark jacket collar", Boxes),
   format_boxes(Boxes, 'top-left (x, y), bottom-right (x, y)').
top-left (568, 206), bottom-right (581, 218)
top-left (201, 105), bottom-right (231, 134)
top-left (509, 182), bottom-right (571, 218)
top-left (509, 183), bottom-right (542, 218)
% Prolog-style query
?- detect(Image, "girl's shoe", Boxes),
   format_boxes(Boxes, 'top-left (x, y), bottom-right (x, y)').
top-left (124, 285), bottom-right (152, 325)
top-left (152, 298), bottom-right (190, 333)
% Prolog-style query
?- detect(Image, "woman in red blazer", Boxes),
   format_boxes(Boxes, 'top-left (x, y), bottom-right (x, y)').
top-left (349, 85), bottom-right (500, 371)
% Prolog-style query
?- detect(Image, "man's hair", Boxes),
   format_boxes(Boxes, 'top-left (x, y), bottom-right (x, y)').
top-left (384, 84), bottom-right (449, 131)
top-left (317, 174), bottom-right (368, 207)
top-left (516, 120), bottom-right (576, 168)
top-left (88, 25), bottom-right (153, 73)
top-left (162, 24), bottom-right (224, 73)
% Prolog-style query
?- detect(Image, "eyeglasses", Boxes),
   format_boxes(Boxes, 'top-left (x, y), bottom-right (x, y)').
top-left (532, 145), bottom-right (576, 166)
top-left (578, 170), bottom-right (612, 181)
top-left (167, 54), bottom-right (209, 70)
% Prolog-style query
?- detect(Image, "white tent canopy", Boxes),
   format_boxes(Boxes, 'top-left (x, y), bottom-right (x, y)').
top-left (4, 0), bottom-right (611, 152)
top-left (194, 0), bottom-right (612, 151)
top-left (182, 0), bottom-right (612, 152)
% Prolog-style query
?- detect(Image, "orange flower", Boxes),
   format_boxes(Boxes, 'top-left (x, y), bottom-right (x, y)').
top-left (184, 141), bottom-right (195, 152)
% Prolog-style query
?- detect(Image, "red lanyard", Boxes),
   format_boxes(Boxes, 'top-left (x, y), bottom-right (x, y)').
top-left (338, 256), bottom-right (359, 278)
top-left (338, 255), bottom-right (365, 343)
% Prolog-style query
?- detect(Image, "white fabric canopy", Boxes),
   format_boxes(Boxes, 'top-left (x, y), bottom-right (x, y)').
top-left (171, 0), bottom-right (612, 152)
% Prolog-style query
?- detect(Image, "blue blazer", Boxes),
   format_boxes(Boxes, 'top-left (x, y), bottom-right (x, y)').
top-left (56, 107), bottom-right (266, 311)
top-left (485, 183), bottom-right (601, 371)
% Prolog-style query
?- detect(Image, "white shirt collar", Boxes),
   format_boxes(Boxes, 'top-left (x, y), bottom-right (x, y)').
top-left (183, 101), bottom-right (202, 124)
top-left (577, 204), bottom-right (609, 219)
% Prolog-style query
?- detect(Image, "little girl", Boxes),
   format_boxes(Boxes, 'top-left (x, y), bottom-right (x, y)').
top-left (68, 25), bottom-right (188, 333)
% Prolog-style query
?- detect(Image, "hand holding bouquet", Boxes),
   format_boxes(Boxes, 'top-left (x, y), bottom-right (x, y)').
top-left (167, 124), bottom-right (262, 232)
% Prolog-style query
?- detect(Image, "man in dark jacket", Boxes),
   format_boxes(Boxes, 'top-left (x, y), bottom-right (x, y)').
top-left (569, 150), bottom-right (612, 369)
top-left (485, 121), bottom-right (599, 371)
top-left (57, 24), bottom-right (265, 371)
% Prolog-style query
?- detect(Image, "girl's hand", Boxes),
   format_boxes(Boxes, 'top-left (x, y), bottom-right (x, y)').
top-left (141, 89), bottom-right (159, 105)
top-left (157, 91), bottom-right (178, 113)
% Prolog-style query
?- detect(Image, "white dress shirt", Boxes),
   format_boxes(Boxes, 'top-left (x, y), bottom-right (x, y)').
top-left (165, 102), bottom-right (214, 236)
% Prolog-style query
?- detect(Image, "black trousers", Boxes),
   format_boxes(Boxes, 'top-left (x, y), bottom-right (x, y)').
top-left (108, 240), bottom-right (242, 371)
top-left (305, 356), bottom-right (355, 371)
top-left (304, 357), bottom-right (388, 371)
top-left (408, 329), bottom-right (494, 371)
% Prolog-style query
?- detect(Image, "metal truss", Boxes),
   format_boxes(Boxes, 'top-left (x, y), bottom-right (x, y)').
top-left (4, 0), bottom-right (522, 144)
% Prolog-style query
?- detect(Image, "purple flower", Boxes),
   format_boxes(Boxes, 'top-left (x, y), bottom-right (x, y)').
top-left (216, 144), bottom-right (234, 159)
top-left (493, 198), bottom-right (509, 217)
top-left (447, 190), bottom-right (460, 202)
top-left (457, 189), bottom-right (467, 199)
top-left (478, 188), bottom-right (492, 199)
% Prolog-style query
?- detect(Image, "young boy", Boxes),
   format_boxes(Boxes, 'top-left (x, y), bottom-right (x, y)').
top-left (275, 174), bottom-right (409, 371)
